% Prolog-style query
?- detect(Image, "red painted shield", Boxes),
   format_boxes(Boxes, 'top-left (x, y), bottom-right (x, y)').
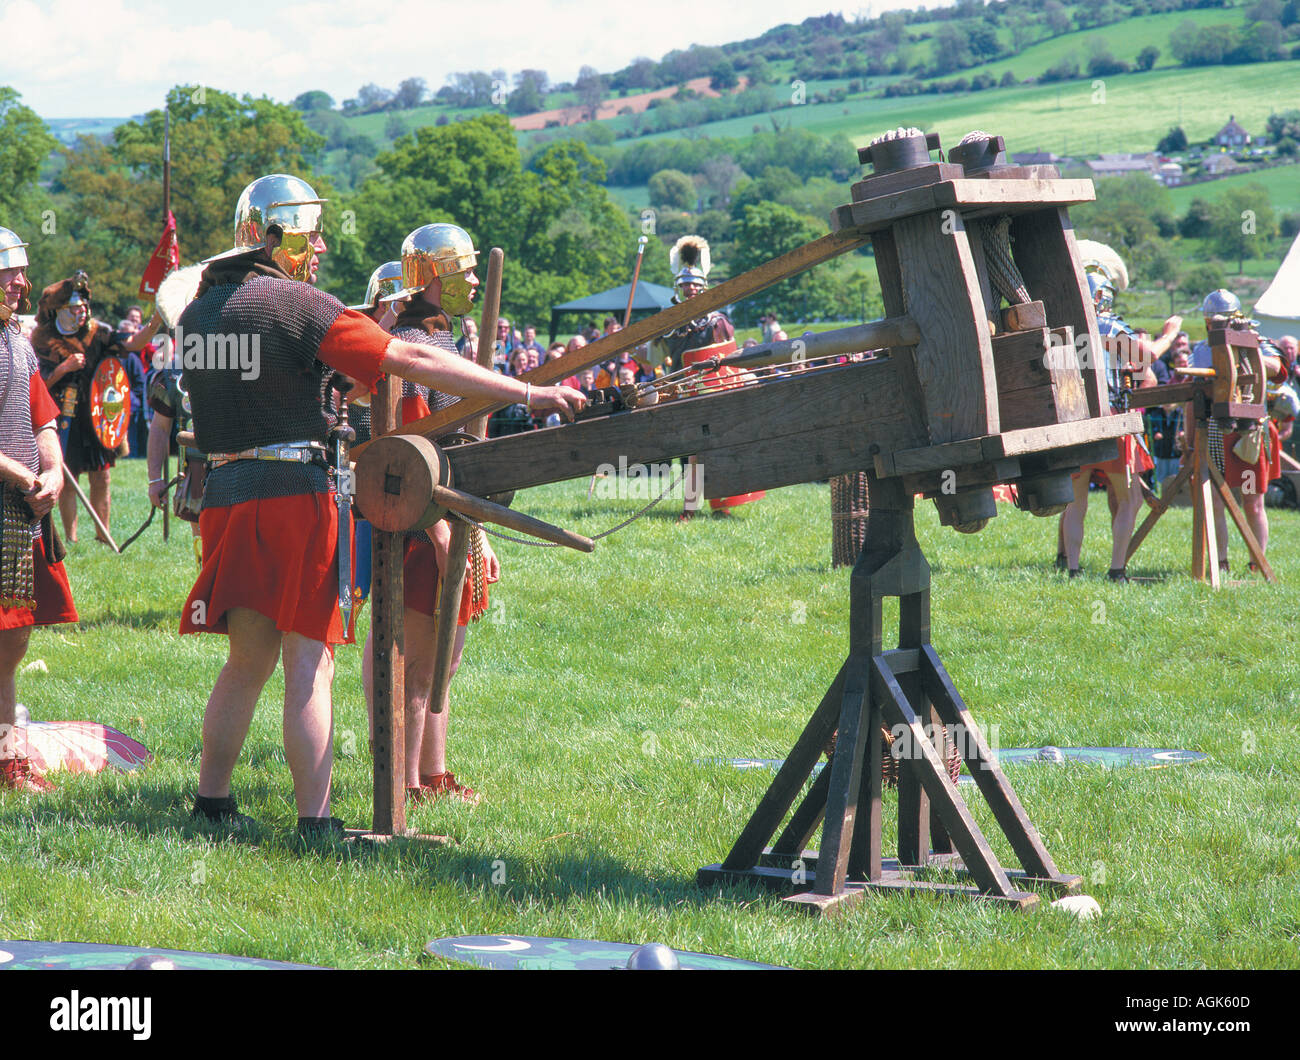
top-left (90, 356), bottom-right (131, 450)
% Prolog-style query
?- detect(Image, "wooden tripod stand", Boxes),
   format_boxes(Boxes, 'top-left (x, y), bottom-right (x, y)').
top-left (1126, 327), bottom-right (1275, 587)
top-left (698, 476), bottom-right (1082, 914)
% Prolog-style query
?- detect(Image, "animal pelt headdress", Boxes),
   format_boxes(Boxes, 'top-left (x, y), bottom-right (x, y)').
top-left (31, 275), bottom-right (103, 362)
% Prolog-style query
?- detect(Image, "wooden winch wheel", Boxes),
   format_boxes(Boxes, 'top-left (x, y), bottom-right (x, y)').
top-left (1012, 470), bottom-right (1075, 518)
top-left (354, 433), bottom-right (451, 532)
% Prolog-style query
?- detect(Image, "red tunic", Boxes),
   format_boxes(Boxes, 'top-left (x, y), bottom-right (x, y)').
top-left (681, 340), bottom-right (765, 510)
top-left (393, 381), bottom-right (495, 624)
top-left (180, 310), bottom-right (388, 646)
top-left (0, 373), bottom-right (77, 630)
top-left (1224, 419), bottom-right (1281, 493)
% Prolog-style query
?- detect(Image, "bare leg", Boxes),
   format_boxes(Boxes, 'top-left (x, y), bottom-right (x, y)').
top-left (418, 623), bottom-right (466, 779)
top-left (681, 455), bottom-right (701, 517)
top-left (1060, 472), bottom-right (1090, 570)
top-left (1241, 490), bottom-right (1268, 561)
top-left (0, 627), bottom-right (33, 758)
top-left (88, 468), bottom-right (111, 542)
top-left (59, 479), bottom-right (78, 542)
top-left (1105, 471), bottom-right (1143, 572)
top-left (281, 631), bottom-right (337, 818)
top-left (196, 608), bottom-right (281, 800)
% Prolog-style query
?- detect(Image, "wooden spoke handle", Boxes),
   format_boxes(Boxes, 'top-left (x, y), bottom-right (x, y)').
top-left (430, 484), bottom-right (594, 552)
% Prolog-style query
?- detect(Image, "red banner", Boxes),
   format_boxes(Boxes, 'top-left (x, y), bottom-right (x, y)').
top-left (138, 211), bottom-right (179, 299)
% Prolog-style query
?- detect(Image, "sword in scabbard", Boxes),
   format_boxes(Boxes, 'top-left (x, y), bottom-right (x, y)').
top-left (329, 376), bottom-right (357, 632)
top-left (57, 388), bottom-right (77, 452)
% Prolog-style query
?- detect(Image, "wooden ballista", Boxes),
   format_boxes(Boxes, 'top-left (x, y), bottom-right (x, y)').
top-left (1125, 325), bottom-right (1276, 585)
top-left (354, 129), bottom-right (1141, 911)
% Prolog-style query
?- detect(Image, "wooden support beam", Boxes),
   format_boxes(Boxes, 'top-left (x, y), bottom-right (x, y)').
top-left (370, 374), bottom-right (407, 836)
top-left (872, 656), bottom-right (1015, 897)
top-left (362, 228), bottom-right (872, 448)
top-left (922, 646), bottom-right (1073, 885)
top-left (720, 658), bottom-right (850, 872)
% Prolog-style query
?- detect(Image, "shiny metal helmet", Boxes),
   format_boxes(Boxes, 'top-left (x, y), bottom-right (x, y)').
top-left (398, 223), bottom-right (477, 292)
top-left (0, 226), bottom-right (29, 269)
top-left (349, 260), bottom-right (404, 311)
top-left (1200, 289), bottom-right (1241, 318)
top-left (225, 173), bottom-right (327, 282)
top-left (1087, 271), bottom-right (1116, 315)
top-left (397, 223), bottom-right (479, 314)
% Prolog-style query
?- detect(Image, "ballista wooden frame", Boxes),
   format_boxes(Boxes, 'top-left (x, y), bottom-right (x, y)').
top-left (353, 130), bottom-right (1136, 911)
top-left (1125, 327), bottom-right (1276, 586)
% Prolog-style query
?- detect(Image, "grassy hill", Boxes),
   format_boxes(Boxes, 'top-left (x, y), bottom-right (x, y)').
top-left (1168, 163), bottom-right (1300, 216)
top-left (612, 62), bottom-right (1298, 161)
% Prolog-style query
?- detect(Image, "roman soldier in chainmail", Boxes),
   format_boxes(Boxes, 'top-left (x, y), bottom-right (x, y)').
top-left (358, 228), bottom-right (498, 806)
top-left (1056, 242), bottom-right (1178, 581)
top-left (30, 273), bottom-right (159, 544)
top-left (176, 176), bottom-right (584, 836)
top-left (1189, 289), bottom-right (1286, 574)
top-left (649, 235), bottom-right (764, 521)
top-left (0, 226), bottom-right (78, 793)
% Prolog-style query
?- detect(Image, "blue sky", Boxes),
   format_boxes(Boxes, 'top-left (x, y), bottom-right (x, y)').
top-left (4, 0), bottom-right (951, 118)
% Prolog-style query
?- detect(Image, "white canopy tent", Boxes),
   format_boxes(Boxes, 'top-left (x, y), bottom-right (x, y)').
top-left (1255, 231), bottom-right (1300, 339)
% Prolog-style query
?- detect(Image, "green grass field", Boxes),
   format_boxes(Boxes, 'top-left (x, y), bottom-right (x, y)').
top-left (1, 458), bottom-right (1298, 969)
top-left (1169, 165), bottom-right (1300, 216)
top-left (616, 62), bottom-right (1300, 161)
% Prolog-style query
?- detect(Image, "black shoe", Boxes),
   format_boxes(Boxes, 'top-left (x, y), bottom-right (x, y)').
top-left (192, 794), bottom-right (259, 832)
top-left (1107, 568), bottom-right (1129, 583)
top-left (1055, 553), bottom-right (1067, 571)
top-left (1219, 559), bottom-right (1230, 574)
top-left (1068, 568), bottom-right (1081, 579)
top-left (297, 816), bottom-right (349, 838)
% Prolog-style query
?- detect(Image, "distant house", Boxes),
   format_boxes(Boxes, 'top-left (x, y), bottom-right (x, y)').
top-left (1202, 154), bottom-right (1243, 175)
top-left (1157, 162), bottom-right (1185, 187)
top-left (1087, 153), bottom-right (1158, 178)
top-left (1011, 151), bottom-right (1060, 166)
top-left (1215, 116), bottom-right (1250, 148)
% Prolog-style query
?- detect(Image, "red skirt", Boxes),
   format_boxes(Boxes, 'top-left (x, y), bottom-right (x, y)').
top-left (682, 346), bottom-right (765, 511)
top-left (181, 493), bottom-right (351, 645)
top-left (1078, 434), bottom-right (1154, 479)
top-left (404, 536), bottom-right (495, 625)
top-left (1224, 419), bottom-right (1281, 493)
top-left (0, 537), bottom-right (78, 631)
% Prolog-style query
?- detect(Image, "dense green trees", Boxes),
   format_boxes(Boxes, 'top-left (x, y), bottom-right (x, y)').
top-left (323, 115), bottom-right (667, 326)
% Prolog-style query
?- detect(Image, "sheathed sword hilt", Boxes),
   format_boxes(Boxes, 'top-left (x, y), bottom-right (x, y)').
top-left (329, 374), bottom-right (357, 632)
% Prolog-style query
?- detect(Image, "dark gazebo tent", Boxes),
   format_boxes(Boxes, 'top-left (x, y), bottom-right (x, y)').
top-left (549, 281), bottom-right (675, 343)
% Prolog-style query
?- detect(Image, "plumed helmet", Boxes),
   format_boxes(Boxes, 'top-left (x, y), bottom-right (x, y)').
top-left (1200, 289), bottom-right (1241, 318)
top-left (0, 226), bottom-right (29, 270)
top-left (670, 235), bottom-right (711, 296)
top-left (227, 173), bottom-right (327, 282)
top-left (1077, 239), bottom-right (1129, 315)
top-left (350, 260), bottom-right (404, 311)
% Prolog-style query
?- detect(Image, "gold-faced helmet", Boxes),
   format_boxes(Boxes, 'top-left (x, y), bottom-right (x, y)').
top-left (397, 223), bottom-right (478, 315)
top-left (229, 174), bottom-right (327, 282)
top-left (348, 260), bottom-right (404, 311)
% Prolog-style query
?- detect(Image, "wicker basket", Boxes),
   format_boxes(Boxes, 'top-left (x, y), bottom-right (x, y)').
top-left (830, 472), bottom-right (870, 569)
top-left (825, 726), bottom-right (964, 788)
